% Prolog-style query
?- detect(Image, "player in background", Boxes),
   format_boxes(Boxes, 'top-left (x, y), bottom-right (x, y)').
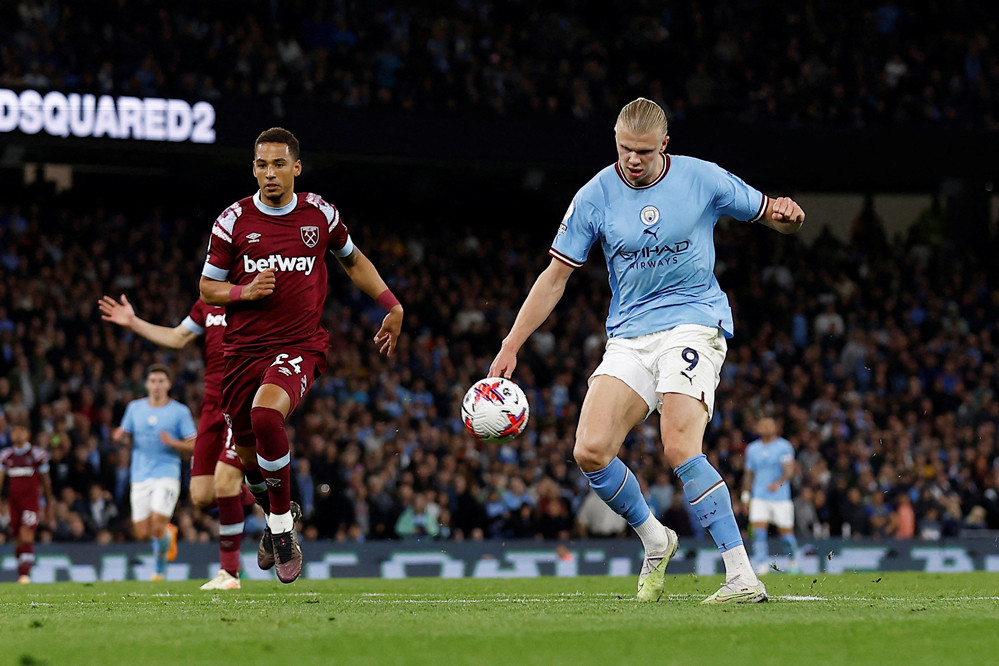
top-left (99, 295), bottom-right (290, 590)
top-left (489, 98), bottom-right (805, 604)
top-left (742, 417), bottom-right (800, 574)
top-left (0, 424), bottom-right (55, 583)
top-left (113, 363), bottom-right (197, 581)
top-left (199, 127), bottom-right (403, 583)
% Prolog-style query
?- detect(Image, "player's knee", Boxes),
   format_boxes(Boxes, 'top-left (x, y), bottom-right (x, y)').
top-left (189, 485), bottom-right (215, 508)
top-left (214, 465), bottom-right (244, 496)
top-left (250, 405), bottom-right (285, 433)
top-left (573, 438), bottom-right (614, 472)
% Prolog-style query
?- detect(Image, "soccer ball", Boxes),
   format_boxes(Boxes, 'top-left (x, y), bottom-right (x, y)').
top-left (461, 377), bottom-right (530, 443)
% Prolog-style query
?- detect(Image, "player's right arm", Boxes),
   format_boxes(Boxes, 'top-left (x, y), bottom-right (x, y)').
top-left (40, 469), bottom-right (55, 525)
top-left (489, 258), bottom-right (574, 378)
top-left (200, 200), bottom-right (275, 305)
top-left (99, 294), bottom-right (198, 349)
top-left (199, 270), bottom-right (276, 305)
top-left (741, 469), bottom-right (754, 506)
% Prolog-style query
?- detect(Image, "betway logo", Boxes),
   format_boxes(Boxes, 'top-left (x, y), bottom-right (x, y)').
top-left (243, 254), bottom-right (316, 276)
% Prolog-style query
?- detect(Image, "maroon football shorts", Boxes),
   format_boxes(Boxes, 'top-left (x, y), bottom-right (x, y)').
top-left (190, 400), bottom-right (229, 477)
top-left (9, 499), bottom-right (40, 533)
top-left (221, 348), bottom-right (327, 450)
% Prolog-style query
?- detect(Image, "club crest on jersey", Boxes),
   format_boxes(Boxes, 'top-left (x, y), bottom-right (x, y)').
top-left (641, 205), bottom-right (660, 226)
top-left (301, 226), bottom-right (319, 248)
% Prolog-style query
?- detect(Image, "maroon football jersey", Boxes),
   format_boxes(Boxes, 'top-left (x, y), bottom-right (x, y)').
top-left (203, 191), bottom-right (351, 356)
top-left (185, 299), bottom-right (226, 407)
top-left (1, 444), bottom-right (49, 504)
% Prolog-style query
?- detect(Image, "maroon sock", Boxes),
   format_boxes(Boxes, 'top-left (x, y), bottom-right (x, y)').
top-left (251, 406), bottom-right (292, 516)
top-left (217, 494), bottom-right (244, 577)
top-left (16, 543), bottom-right (35, 577)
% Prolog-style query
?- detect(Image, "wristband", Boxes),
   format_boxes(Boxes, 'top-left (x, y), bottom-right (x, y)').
top-left (376, 288), bottom-right (400, 310)
top-left (229, 285), bottom-right (244, 302)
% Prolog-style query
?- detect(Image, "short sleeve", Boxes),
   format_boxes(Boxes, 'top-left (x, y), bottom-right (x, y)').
top-left (712, 166), bottom-right (767, 223)
top-left (549, 194), bottom-right (600, 268)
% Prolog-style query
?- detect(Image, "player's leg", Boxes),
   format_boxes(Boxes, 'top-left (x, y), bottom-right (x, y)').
top-left (776, 500), bottom-right (800, 573)
top-left (751, 520), bottom-right (771, 574)
top-left (251, 383), bottom-right (301, 583)
top-left (130, 478), bottom-right (154, 578)
top-left (749, 497), bottom-right (771, 573)
top-left (13, 507), bottom-right (37, 583)
top-left (574, 371), bottom-right (678, 602)
top-left (202, 459), bottom-right (247, 590)
top-left (656, 325), bottom-right (765, 604)
top-left (221, 353), bottom-right (275, 570)
top-left (148, 478), bottom-right (181, 579)
top-left (190, 404), bottom-right (227, 510)
top-left (661, 394), bottom-right (764, 603)
top-left (189, 475), bottom-right (216, 509)
top-left (249, 349), bottom-right (322, 584)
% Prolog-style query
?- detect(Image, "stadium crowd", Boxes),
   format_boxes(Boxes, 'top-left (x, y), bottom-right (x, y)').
top-left (1, 181), bottom-right (998, 550)
top-left (1, 0), bottom-right (997, 130)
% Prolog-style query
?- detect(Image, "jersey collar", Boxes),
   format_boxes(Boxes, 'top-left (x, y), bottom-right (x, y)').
top-left (615, 154), bottom-right (670, 190)
top-left (253, 191), bottom-right (298, 216)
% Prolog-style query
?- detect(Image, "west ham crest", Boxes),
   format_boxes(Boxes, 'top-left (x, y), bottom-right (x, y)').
top-left (300, 225), bottom-right (319, 248)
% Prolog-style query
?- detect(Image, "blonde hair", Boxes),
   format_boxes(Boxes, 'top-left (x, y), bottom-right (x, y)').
top-left (615, 97), bottom-right (668, 136)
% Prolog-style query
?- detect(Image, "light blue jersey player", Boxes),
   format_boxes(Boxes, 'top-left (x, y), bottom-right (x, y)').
top-left (114, 363), bottom-right (196, 580)
top-left (743, 417), bottom-right (800, 573)
top-left (490, 98), bottom-right (806, 604)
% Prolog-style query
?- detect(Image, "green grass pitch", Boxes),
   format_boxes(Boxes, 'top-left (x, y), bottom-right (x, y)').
top-left (2, 573), bottom-right (996, 665)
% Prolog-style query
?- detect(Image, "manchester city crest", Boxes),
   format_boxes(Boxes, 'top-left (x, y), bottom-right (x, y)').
top-left (640, 205), bottom-right (660, 226)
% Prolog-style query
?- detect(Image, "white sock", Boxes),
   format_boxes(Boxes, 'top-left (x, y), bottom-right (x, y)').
top-left (634, 515), bottom-right (670, 555)
top-left (268, 510), bottom-right (294, 533)
top-left (721, 545), bottom-right (759, 585)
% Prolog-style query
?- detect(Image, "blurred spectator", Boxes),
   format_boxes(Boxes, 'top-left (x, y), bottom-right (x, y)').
top-left (575, 490), bottom-right (627, 538)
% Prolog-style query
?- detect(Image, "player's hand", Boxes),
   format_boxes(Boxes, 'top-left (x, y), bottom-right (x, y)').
top-left (489, 347), bottom-right (518, 379)
top-left (98, 294), bottom-right (136, 327)
top-left (768, 481), bottom-right (782, 493)
top-left (374, 306), bottom-right (403, 356)
top-left (242, 268), bottom-right (277, 300)
top-left (770, 197), bottom-right (805, 228)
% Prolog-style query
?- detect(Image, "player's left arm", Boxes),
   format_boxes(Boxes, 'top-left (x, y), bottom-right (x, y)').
top-left (768, 459), bottom-right (796, 493)
top-left (40, 470), bottom-right (55, 525)
top-left (160, 431), bottom-right (196, 454)
top-left (757, 197), bottom-right (805, 234)
top-left (741, 469), bottom-right (754, 506)
top-left (336, 248), bottom-right (404, 357)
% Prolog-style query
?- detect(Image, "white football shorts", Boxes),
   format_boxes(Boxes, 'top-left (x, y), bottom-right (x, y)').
top-left (590, 324), bottom-right (727, 419)
top-left (130, 477), bottom-right (181, 522)
top-left (748, 498), bottom-right (795, 529)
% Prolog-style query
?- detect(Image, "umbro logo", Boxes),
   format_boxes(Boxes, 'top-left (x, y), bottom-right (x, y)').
top-left (265, 478), bottom-right (281, 487)
top-left (247, 232), bottom-right (262, 243)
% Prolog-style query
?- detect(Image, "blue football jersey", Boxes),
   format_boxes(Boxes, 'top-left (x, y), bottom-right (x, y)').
top-left (745, 437), bottom-right (795, 502)
top-left (550, 155), bottom-right (767, 338)
top-left (120, 398), bottom-right (196, 483)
